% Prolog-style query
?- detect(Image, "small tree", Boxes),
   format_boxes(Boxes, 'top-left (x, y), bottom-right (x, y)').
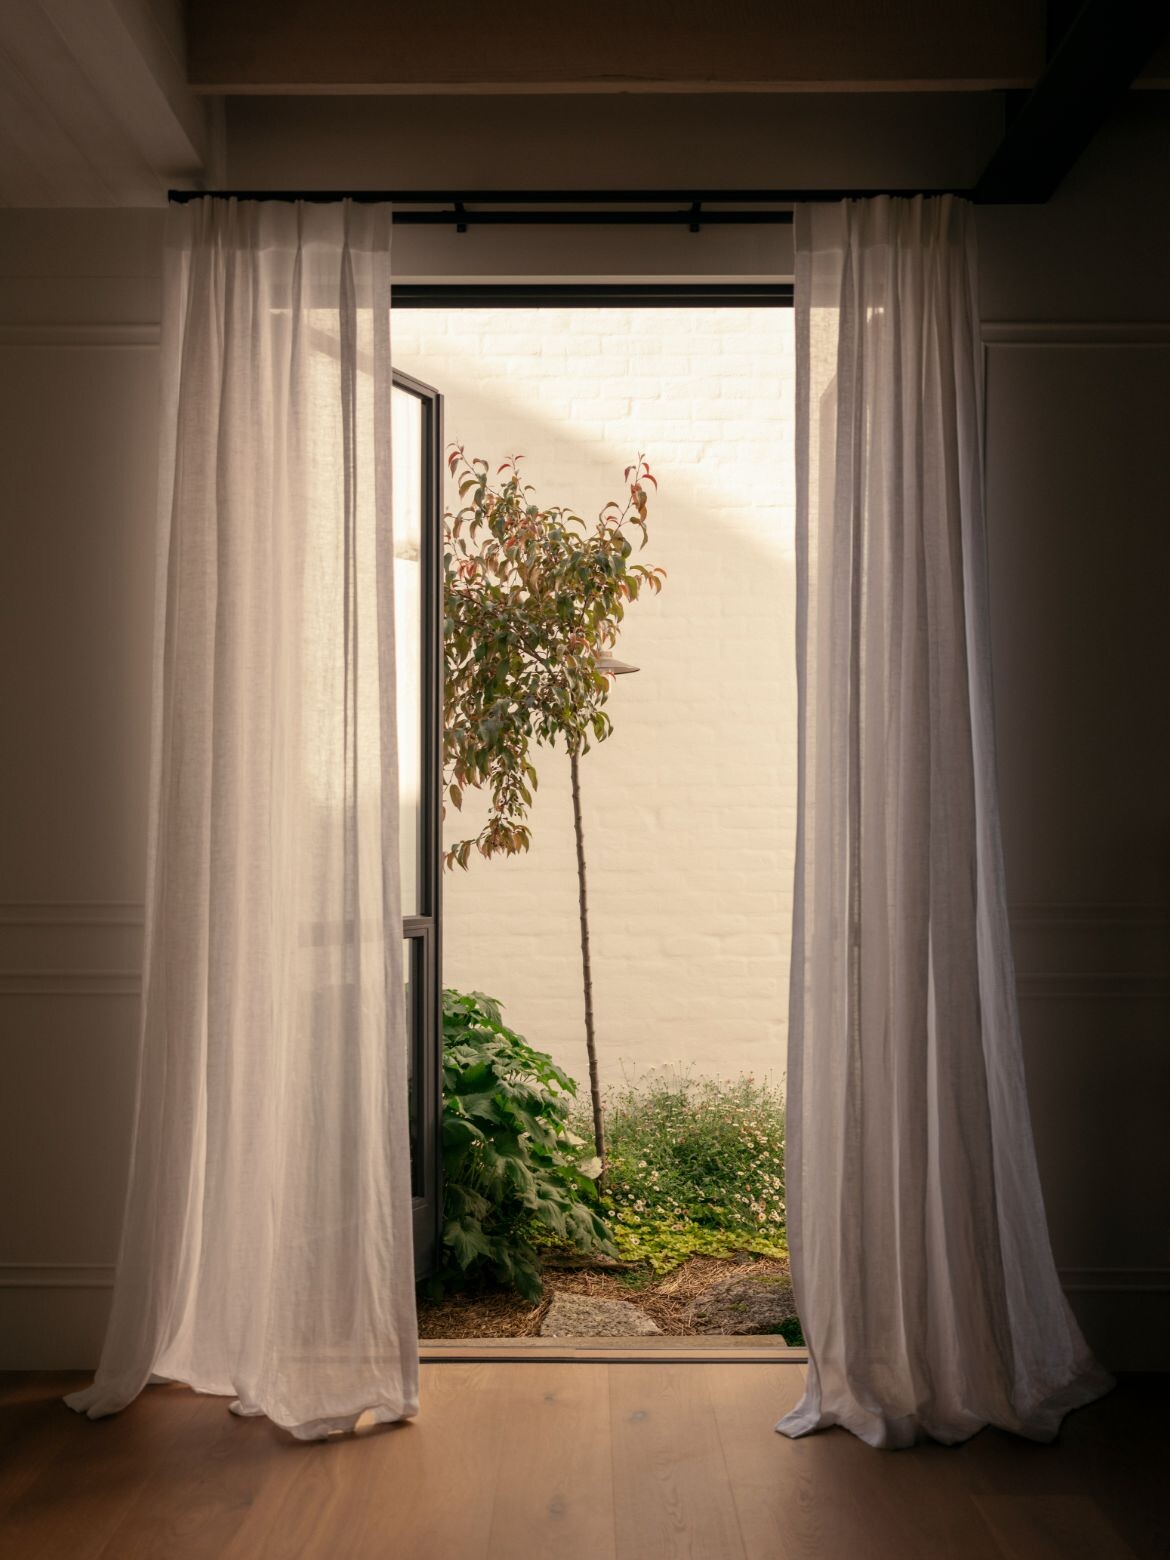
top-left (442, 447), bottom-right (664, 1167)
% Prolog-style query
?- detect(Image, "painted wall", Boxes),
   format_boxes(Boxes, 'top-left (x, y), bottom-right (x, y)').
top-left (975, 98), bottom-right (1170, 1359)
top-left (392, 304), bottom-right (795, 1088)
top-left (1, 92), bottom-right (1167, 1368)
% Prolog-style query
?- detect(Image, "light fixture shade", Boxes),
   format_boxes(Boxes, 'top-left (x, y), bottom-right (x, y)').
top-left (595, 650), bottom-right (639, 676)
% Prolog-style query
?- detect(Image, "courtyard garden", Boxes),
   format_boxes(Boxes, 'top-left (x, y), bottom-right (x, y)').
top-left (416, 987), bottom-right (800, 1341)
top-left (420, 429), bottom-right (799, 1339)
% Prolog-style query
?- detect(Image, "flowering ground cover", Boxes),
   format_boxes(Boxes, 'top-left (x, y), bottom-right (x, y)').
top-left (582, 1072), bottom-right (788, 1273)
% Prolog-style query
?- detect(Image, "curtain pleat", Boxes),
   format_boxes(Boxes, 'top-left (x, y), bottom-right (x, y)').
top-left (66, 199), bottom-right (418, 1439)
top-left (780, 197), bottom-right (1113, 1448)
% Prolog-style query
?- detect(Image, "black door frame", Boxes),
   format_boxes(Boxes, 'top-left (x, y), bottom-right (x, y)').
top-left (397, 282), bottom-right (794, 1285)
top-left (394, 365), bottom-right (445, 1280)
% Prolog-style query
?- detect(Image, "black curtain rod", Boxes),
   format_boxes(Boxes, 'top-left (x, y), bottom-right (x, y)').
top-left (167, 186), bottom-right (969, 225)
top-left (385, 210), bottom-right (791, 226)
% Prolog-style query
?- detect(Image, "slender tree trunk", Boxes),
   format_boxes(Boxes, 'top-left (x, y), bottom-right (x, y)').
top-left (570, 746), bottom-right (605, 1170)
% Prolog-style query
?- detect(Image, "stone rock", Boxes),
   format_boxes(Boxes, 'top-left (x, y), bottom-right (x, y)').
top-left (684, 1273), bottom-right (798, 1336)
top-left (540, 1292), bottom-right (660, 1337)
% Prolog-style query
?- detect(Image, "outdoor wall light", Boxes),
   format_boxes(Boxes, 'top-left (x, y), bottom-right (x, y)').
top-left (595, 651), bottom-right (639, 676)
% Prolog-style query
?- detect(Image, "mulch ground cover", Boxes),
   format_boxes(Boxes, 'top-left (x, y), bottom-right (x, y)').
top-left (417, 1253), bottom-right (791, 1338)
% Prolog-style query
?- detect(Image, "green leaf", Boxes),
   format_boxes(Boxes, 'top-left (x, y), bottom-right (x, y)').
top-left (444, 1217), bottom-right (494, 1270)
top-left (425, 985), bottom-right (617, 1301)
top-left (441, 449), bottom-right (660, 875)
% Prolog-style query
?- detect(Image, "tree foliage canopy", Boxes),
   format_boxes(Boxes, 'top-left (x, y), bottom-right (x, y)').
top-left (442, 447), bottom-right (664, 870)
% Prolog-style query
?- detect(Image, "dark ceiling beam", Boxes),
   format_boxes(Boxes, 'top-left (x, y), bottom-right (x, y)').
top-left (185, 0), bottom-right (1047, 92)
top-left (974, 0), bottom-right (1170, 202)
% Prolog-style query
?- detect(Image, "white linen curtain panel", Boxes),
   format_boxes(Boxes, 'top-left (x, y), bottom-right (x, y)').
top-left (66, 198), bottom-right (419, 1439)
top-left (779, 196), bottom-right (1113, 1449)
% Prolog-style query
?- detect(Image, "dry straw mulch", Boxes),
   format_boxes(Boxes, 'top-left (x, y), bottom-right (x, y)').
top-left (417, 1254), bottom-right (790, 1339)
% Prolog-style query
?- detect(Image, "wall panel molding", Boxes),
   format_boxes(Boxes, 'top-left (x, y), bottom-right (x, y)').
top-left (0, 903), bottom-right (144, 997)
top-left (0, 971), bottom-right (140, 997)
top-left (1016, 974), bottom-right (1170, 999)
top-left (1008, 902), bottom-right (1170, 922)
top-left (0, 901), bottom-right (145, 925)
top-left (982, 321), bottom-right (1170, 345)
top-left (1, 904), bottom-right (1165, 1000)
top-left (1058, 1267), bottom-right (1170, 1294)
top-left (0, 1263), bottom-right (115, 1290)
top-left (1009, 902), bottom-right (1170, 1001)
top-left (0, 323), bottom-right (159, 348)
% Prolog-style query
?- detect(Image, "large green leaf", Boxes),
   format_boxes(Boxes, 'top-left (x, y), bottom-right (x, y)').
top-left (444, 1217), bottom-right (495, 1271)
top-left (427, 987), bottom-right (615, 1300)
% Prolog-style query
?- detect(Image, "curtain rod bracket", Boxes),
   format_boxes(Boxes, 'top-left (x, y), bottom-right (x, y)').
top-left (689, 201), bottom-right (702, 234)
top-left (453, 201), bottom-right (468, 234)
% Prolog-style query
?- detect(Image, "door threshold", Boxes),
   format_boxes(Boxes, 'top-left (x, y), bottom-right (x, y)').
top-left (420, 1335), bottom-right (807, 1364)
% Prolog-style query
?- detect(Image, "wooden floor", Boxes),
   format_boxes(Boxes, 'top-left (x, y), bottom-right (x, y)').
top-left (1, 1367), bottom-right (1165, 1560)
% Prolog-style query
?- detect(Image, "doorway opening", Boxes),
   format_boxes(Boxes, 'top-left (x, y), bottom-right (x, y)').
top-left (395, 287), bottom-right (798, 1346)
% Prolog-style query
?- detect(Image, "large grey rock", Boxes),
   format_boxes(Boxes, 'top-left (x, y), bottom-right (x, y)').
top-left (685, 1272), bottom-right (798, 1336)
top-left (540, 1292), bottom-right (660, 1337)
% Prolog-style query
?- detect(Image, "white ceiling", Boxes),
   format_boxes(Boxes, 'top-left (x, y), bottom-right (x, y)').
top-left (0, 0), bottom-right (209, 207)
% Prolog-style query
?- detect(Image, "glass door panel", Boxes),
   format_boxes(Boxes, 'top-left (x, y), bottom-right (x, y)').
top-left (392, 369), bottom-right (443, 1281)
top-left (392, 385), bottom-right (423, 918)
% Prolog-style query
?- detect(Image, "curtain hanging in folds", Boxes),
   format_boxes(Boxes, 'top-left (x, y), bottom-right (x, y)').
top-left (779, 196), bottom-right (1112, 1448)
top-left (66, 198), bottom-right (419, 1439)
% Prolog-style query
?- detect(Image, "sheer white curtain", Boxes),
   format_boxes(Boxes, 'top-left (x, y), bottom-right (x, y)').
top-left (66, 198), bottom-right (419, 1439)
top-left (779, 197), bottom-right (1112, 1448)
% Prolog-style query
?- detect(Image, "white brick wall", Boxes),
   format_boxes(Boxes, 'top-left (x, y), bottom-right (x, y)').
top-left (392, 306), bottom-right (796, 1089)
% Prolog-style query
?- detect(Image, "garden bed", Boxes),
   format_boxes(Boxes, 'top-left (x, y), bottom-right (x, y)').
top-left (417, 1252), bottom-right (795, 1339)
top-left (432, 989), bottom-right (796, 1338)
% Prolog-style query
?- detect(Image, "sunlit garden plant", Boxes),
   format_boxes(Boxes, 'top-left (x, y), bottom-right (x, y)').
top-left (442, 448), bottom-right (663, 868)
top-left (432, 989), bottom-right (615, 1302)
top-left (572, 1072), bottom-right (788, 1275)
top-left (441, 447), bottom-right (665, 1167)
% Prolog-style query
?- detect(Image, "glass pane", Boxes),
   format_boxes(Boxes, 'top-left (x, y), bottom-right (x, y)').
top-left (392, 385), bottom-right (424, 915)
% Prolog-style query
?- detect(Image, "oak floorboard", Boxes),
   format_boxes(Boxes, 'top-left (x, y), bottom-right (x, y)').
top-left (0, 1381), bottom-right (205, 1560)
top-left (485, 1362), bottom-right (616, 1560)
top-left (961, 1381), bottom-right (1170, 1560)
top-left (2, 1369), bottom-right (1165, 1560)
top-left (211, 1420), bottom-right (349, 1560)
top-left (91, 1390), bottom-right (310, 1560)
top-left (0, 1372), bottom-right (85, 1515)
top-left (609, 1362), bottom-right (747, 1560)
top-left (334, 1363), bottom-right (511, 1560)
top-left (846, 1437), bottom-right (1006, 1560)
top-left (972, 1493), bottom-right (1142, 1560)
top-left (707, 1361), bottom-right (825, 1560)
top-left (708, 1365), bottom-right (1002, 1560)
top-left (230, 1414), bottom-right (412, 1560)
top-left (709, 1364), bottom-right (905, 1560)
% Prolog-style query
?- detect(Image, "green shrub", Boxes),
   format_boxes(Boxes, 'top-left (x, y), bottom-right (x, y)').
top-left (574, 1072), bottom-right (788, 1274)
top-left (772, 1317), bottom-right (805, 1346)
top-left (432, 989), bottom-right (616, 1301)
